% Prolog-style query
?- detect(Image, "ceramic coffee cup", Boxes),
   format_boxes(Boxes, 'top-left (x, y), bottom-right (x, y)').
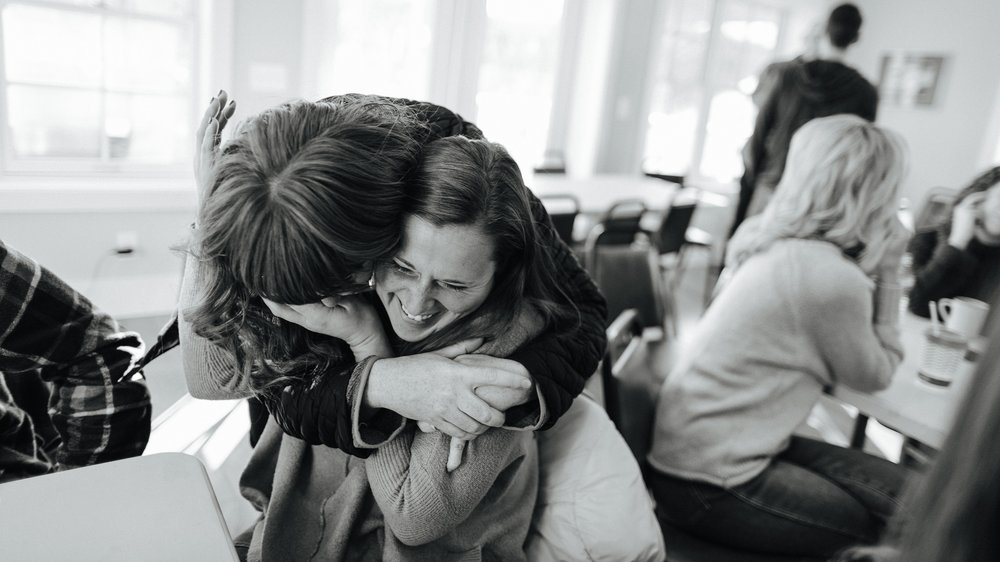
top-left (937, 297), bottom-right (990, 339)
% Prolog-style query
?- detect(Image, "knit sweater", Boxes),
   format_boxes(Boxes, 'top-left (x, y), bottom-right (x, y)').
top-left (648, 239), bottom-right (903, 488)
top-left (241, 314), bottom-right (543, 561)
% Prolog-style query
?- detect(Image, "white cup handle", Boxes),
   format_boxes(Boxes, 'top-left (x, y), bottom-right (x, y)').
top-left (937, 298), bottom-right (954, 324)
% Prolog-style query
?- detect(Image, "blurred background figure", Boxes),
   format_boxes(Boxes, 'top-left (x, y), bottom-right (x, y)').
top-left (731, 2), bottom-right (878, 236)
top-left (0, 240), bottom-right (150, 483)
top-left (648, 116), bottom-right (912, 559)
top-left (907, 165), bottom-right (1000, 323)
top-left (841, 305), bottom-right (1000, 562)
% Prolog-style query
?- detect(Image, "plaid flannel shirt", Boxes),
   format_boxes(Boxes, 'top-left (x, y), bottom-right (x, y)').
top-left (0, 240), bottom-right (151, 480)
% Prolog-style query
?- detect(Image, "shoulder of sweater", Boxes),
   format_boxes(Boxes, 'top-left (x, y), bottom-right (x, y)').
top-left (760, 239), bottom-right (872, 292)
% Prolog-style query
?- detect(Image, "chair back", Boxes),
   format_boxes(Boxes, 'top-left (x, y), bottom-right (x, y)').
top-left (599, 309), bottom-right (658, 467)
top-left (596, 198), bottom-right (647, 246)
top-left (654, 201), bottom-right (697, 255)
top-left (539, 194), bottom-right (580, 246)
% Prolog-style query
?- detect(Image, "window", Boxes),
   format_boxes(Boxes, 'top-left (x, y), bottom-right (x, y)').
top-left (643, 0), bottom-right (782, 184)
top-left (305, 0), bottom-right (435, 101)
top-left (302, 0), bottom-right (568, 171)
top-left (0, 0), bottom-right (197, 174)
top-left (474, 0), bottom-right (565, 169)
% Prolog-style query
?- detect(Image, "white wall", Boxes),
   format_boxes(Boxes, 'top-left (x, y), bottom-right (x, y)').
top-left (848, 0), bottom-right (1000, 201)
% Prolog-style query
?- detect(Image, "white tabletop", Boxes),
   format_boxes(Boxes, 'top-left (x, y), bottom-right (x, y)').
top-left (527, 174), bottom-right (678, 215)
top-left (0, 453), bottom-right (239, 561)
top-left (830, 313), bottom-right (977, 449)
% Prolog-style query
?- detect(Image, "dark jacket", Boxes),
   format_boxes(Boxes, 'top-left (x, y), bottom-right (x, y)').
top-left (907, 229), bottom-right (1000, 321)
top-left (263, 95), bottom-right (608, 455)
top-left (731, 58), bottom-right (879, 235)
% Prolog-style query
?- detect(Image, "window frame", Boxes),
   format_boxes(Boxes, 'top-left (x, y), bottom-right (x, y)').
top-left (641, 0), bottom-right (789, 186)
top-left (0, 0), bottom-right (201, 178)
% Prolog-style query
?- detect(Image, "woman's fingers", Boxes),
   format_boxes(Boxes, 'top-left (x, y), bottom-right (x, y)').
top-left (261, 298), bottom-right (302, 323)
top-left (219, 99), bottom-right (236, 131)
top-left (195, 96), bottom-right (221, 143)
top-left (456, 355), bottom-right (532, 389)
top-left (457, 394), bottom-right (505, 428)
top-left (431, 419), bottom-right (475, 441)
top-left (416, 421), bottom-right (437, 433)
top-left (431, 338), bottom-right (485, 358)
top-left (446, 438), bottom-right (465, 472)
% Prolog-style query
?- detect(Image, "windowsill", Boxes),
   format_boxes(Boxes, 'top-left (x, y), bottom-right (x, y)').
top-left (0, 176), bottom-right (197, 213)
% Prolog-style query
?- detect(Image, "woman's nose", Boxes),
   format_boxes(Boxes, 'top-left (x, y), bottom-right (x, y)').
top-left (400, 279), bottom-right (434, 312)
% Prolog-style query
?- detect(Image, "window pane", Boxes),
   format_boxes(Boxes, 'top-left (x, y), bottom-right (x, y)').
top-left (643, 0), bottom-right (712, 176)
top-left (699, 2), bottom-right (780, 181)
top-left (106, 0), bottom-right (195, 18)
top-left (315, 0), bottom-right (434, 100)
top-left (7, 86), bottom-right (101, 158)
top-left (105, 93), bottom-right (189, 163)
top-left (2, 4), bottom-right (102, 88)
top-left (105, 16), bottom-right (193, 93)
top-left (475, 0), bottom-right (564, 169)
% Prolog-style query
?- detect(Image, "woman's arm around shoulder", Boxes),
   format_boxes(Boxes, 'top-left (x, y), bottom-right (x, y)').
top-left (504, 193), bottom-right (608, 429)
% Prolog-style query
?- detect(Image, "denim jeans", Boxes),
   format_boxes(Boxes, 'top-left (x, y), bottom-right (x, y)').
top-left (649, 436), bottom-right (911, 558)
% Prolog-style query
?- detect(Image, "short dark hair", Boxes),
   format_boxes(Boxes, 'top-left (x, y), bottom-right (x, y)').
top-left (827, 3), bottom-right (862, 49)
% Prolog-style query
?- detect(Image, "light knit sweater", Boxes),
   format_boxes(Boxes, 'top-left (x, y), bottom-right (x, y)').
top-left (648, 239), bottom-right (903, 488)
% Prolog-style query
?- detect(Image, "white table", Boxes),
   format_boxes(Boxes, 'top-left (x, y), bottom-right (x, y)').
top-left (830, 313), bottom-right (978, 449)
top-left (0, 453), bottom-right (239, 561)
top-left (527, 174), bottom-right (678, 215)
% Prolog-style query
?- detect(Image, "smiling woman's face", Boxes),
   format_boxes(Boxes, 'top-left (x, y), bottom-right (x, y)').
top-left (375, 215), bottom-right (496, 342)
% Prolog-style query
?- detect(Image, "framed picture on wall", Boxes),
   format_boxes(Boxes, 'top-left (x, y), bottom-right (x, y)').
top-left (877, 53), bottom-right (947, 108)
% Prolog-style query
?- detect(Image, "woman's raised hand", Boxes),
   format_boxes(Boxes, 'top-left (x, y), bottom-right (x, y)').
top-left (261, 296), bottom-right (388, 358)
top-left (194, 90), bottom-right (237, 209)
top-left (949, 191), bottom-right (987, 250)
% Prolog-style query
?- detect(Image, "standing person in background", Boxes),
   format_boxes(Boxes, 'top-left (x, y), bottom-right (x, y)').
top-left (907, 166), bottom-right (1000, 321)
top-left (0, 241), bottom-right (151, 483)
top-left (731, 3), bottom-right (878, 236)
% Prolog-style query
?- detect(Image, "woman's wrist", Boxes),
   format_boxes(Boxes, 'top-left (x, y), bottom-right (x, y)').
top-left (363, 358), bottom-right (396, 411)
top-left (348, 330), bottom-right (392, 363)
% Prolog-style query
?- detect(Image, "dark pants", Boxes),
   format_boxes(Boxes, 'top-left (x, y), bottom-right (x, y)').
top-left (649, 436), bottom-right (911, 559)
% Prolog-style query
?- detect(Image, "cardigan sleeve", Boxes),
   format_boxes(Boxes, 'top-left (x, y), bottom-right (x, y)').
top-left (807, 266), bottom-right (903, 393)
top-left (365, 426), bottom-right (532, 546)
top-left (907, 229), bottom-right (979, 317)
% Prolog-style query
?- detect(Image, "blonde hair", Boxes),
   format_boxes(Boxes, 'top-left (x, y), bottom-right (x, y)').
top-left (728, 115), bottom-right (908, 274)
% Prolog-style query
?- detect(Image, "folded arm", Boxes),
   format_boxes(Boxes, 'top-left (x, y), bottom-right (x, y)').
top-left (0, 242), bottom-right (150, 468)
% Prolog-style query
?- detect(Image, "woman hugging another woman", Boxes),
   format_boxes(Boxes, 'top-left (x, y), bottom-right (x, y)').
top-left (184, 97), bottom-right (589, 560)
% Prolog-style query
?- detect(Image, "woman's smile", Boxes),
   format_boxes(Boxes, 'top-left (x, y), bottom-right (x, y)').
top-left (376, 216), bottom-right (496, 342)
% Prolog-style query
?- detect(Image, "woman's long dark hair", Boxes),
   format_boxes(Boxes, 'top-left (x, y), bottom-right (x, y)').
top-left (391, 136), bottom-right (573, 355)
top-left (188, 98), bottom-right (424, 395)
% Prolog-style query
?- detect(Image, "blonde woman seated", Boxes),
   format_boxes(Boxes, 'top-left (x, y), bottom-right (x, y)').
top-left (647, 115), bottom-right (913, 559)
